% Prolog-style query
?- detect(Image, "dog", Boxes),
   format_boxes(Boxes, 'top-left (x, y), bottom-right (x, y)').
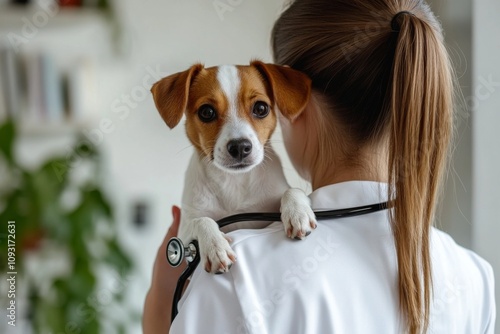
top-left (151, 60), bottom-right (317, 274)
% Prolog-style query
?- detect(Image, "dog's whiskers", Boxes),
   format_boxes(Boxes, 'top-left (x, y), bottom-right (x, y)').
top-left (176, 144), bottom-right (195, 155)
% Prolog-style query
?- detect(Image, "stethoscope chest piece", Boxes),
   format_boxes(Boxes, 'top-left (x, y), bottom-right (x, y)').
top-left (167, 237), bottom-right (198, 267)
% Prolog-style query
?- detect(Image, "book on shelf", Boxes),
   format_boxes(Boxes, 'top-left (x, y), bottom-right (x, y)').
top-left (0, 46), bottom-right (22, 121)
top-left (68, 59), bottom-right (97, 122)
top-left (42, 53), bottom-right (64, 122)
top-left (26, 52), bottom-right (64, 124)
top-left (0, 53), bottom-right (7, 123)
top-left (25, 52), bottom-right (44, 123)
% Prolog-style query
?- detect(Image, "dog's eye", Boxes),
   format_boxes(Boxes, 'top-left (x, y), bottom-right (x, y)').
top-left (252, 101), bottom-right (269, 119)
top-left (198, 105), bottom-right (217, 123)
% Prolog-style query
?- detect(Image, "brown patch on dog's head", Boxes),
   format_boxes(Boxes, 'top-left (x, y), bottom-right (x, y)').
top-left (233, 65), bottom-right (277, 147)
top-left (150, 63), bottom-right (203, 129)
top-left (250, 60), bottom-right (311, 122)
top-left (184, 67), bottom-right (225, 156)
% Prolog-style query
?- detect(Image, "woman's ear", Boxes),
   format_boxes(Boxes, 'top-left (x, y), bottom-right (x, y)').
top-left (150, 64), bottom-right (204, 129)
top-left (251, 61), bottom-right (311, 122)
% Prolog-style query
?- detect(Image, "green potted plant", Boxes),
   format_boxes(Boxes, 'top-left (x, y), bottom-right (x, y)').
top-left (0, 120), bottom-right (135, 333)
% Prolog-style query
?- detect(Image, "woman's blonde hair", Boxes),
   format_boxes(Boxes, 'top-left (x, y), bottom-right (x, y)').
top-left (272, 1), bottom-right (453, 333)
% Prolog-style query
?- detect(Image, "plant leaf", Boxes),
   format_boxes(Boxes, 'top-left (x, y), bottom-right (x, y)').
top-left (0, 120), bottom-right (16, 163)
top-left (88, 188), bottom-right (113, 219)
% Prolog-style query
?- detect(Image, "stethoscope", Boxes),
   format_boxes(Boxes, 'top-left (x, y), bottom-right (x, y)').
top-left (166, 201), bottom-right (390, 323)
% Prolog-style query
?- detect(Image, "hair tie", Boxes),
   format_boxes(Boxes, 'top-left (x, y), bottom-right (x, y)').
top-left (391, 11), bottom-right (415, 32)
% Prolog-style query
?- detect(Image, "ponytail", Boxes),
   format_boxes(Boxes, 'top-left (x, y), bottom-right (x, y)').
top-left (388, 12), bottom-right (453, 333)
top-left (272, 1), bottom-right (454, 333)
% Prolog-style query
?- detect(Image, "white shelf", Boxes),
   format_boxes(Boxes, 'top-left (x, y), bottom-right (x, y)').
top-left (18, 120), bottom-right (92, 136)
top-left (0, 5), bottom-right (113, 64)
top-left (0, 6), bottom-right (108, 30)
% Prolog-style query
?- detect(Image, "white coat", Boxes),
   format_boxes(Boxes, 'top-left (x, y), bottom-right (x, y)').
top-left (170, 181), bottom-right (496, 334)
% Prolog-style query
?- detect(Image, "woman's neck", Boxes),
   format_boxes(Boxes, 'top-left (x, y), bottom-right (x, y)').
top-left (310, 145), bottom-right (389, 191)
top-left (298, 94), bottom-right (389, 191)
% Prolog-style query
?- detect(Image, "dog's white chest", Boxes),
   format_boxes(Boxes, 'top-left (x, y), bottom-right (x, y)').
top-left (183, 147), bottom-right (288, 218)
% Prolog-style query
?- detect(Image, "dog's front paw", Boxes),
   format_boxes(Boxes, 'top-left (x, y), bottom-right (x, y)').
top-left (281, 188), bottom-right (317, 240)
top-left (199, 231), bottom-right (236, 274)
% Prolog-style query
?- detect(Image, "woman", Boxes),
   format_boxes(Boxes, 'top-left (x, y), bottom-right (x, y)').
top-left (143, 0), bottom-right (495, 333)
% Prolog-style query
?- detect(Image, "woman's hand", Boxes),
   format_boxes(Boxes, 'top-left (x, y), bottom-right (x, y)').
top-left (143, 205), bottom-right (187, 334)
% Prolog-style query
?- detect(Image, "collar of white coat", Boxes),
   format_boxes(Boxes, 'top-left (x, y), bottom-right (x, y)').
top-left (309, 180), bottom-right (389, 211)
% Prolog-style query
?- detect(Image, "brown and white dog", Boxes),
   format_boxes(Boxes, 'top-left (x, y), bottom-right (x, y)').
top-left (151, 61), bottom-right (317, 274)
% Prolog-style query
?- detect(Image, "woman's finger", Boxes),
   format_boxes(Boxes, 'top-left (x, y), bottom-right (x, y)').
top-left (167, 205), bottom-right (182, 238)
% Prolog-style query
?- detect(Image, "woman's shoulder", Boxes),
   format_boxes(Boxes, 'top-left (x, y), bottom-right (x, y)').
top-left (227, 223), bottom-right (494, 282)
top-left (429, 227), bottom-right (495, 333)
top-left (430, 227), bottom-right (494, 279)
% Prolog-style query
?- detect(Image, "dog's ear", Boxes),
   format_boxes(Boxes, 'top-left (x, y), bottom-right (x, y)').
top-left (150, 64), bottom-right (204, 129)
top-left (251, 60), bottom-right (311, 122)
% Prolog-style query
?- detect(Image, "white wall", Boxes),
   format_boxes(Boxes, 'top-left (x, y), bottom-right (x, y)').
top-left (429, 0), bottom-right (473, 248)
top-left (472, 1), bottom-right (500, 333)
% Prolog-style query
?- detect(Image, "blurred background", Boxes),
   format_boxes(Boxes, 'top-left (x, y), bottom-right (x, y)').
top-left (0, 0), bottom-right (498, 333)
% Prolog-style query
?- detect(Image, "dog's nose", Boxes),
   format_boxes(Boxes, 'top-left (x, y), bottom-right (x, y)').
top-left (227, 139), bottom-right (252, 160)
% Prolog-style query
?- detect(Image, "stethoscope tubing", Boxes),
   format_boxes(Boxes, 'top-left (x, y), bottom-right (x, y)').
top-left (171, 240), bottom-right (200, 322)
top-left (169, 201), bottom-right (390, 323)
top-left (217, 202), bottom-right (389, 228)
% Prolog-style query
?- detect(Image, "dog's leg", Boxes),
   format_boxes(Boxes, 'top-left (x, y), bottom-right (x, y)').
top-left (191, 217), bottom-right (236, 274)
top-left (280, 188), bottom-right (317, 239)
